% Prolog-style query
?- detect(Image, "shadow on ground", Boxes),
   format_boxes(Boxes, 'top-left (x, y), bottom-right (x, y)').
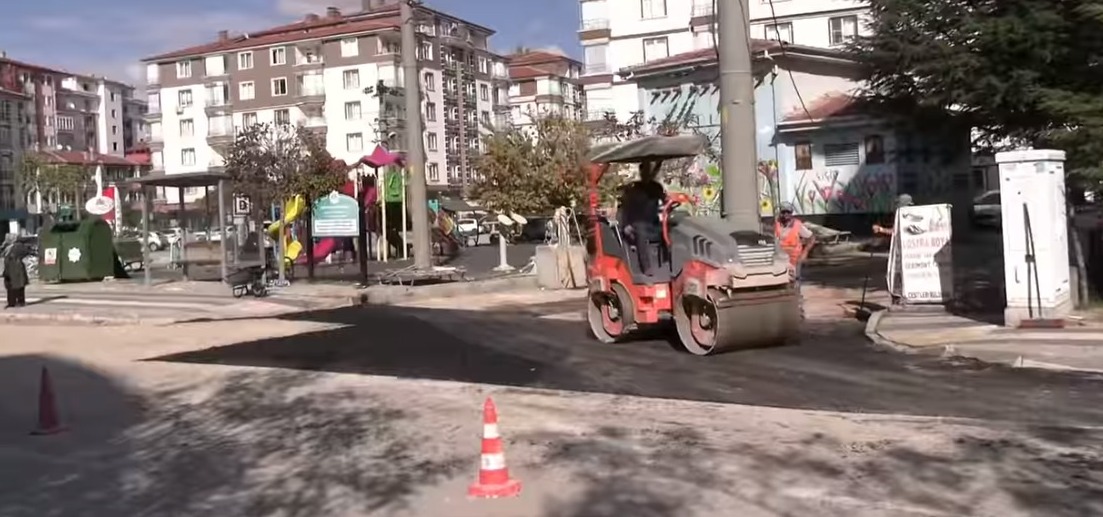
top-left (524, 421), bottom-right (1103, 517)
top-left (149, 299), bottom-right (1103, 428)
top-left (0, 358), bottom-right (462, 516)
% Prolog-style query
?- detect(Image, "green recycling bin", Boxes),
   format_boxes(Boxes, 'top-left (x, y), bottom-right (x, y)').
top-left (37, 218), bottom-right (127, 282)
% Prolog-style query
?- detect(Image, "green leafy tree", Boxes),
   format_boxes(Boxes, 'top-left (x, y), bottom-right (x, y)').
top-left (18, 153), bottom-right (92, 214)
top-left (850, 0), bottom-right (1103, 178)
top-left (471, 114), bottom-right (625, 216)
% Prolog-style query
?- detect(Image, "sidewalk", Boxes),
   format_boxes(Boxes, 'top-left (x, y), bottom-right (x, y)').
top-left (866, 308), bottom-right (1103, 374)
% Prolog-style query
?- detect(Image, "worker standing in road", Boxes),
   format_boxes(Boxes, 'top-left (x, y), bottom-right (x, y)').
top-left (775, 202), bottom-right (816, 317)
top-left (872, 193), bottom-right (914, 305)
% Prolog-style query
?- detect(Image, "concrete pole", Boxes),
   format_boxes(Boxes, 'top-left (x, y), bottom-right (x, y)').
top-left (718, 0), bottom-right (760, 230)
top-left (217, 179), bottom-right (228, 283)
top-left (401, 0), bottom-right (432, 268)
top-left (141, 186), bottom-right (151, 287)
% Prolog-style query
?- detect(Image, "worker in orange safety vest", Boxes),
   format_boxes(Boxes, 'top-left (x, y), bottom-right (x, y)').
top-left (775, 202), bottom-right (816, 317)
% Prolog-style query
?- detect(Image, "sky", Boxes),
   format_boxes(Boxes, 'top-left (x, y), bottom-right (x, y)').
top-left (0, 0), bottom-right (582, 85)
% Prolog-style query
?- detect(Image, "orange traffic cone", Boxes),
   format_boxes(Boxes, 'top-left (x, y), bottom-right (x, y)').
top-left (31, 367), bottom-right (65, 436)
top-left (468, 397), bottom-right (521, 498)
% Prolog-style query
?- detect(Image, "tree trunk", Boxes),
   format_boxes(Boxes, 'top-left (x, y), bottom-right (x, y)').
top-left (1071, 218), bottom-right (1090, 307)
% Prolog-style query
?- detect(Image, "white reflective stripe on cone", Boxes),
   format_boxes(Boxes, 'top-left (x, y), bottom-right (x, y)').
top-left (483, 423), bottom-right (500, 439)
top-left (481, 453), bottom-right (506, 470)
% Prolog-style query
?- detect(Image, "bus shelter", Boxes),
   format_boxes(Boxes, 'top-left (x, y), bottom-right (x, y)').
top-left (122, 171), bottom-right (230, 286)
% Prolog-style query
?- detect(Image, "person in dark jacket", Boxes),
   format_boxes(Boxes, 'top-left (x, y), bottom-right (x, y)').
top-left (618, 161), bottom-right (666, 275)
top-left (2, 234), bottom-right (30, 308)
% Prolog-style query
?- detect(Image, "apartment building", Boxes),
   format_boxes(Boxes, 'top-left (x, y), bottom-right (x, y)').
top-left (55, 75), bottom-right (149, 156)
top-left (142, 0), bottom-right (510, 200)
top-left (0, 87), bottom-right (29, 226)
top-left (578, 0), bottom-right (869, 121)
top-left (506, 50), bottom-right (585, 129)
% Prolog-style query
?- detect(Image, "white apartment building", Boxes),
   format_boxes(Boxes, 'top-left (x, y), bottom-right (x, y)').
top-left (506, 50), bottom-right (585, 129)
top-left (578, 0), bottom-right (869, 121)
top-left (55, 75), bottom-right (149, 156)
top-left (143, 1), bottom-right (510, 203)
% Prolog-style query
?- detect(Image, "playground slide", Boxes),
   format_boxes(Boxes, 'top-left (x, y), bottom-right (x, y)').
top-left (267, 196), bottom-right (343, 264)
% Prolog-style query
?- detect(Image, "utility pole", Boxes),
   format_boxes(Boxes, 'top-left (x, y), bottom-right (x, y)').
top-left (400, 0), bottom-right (432, 268)
top-left (718, 0), bottom-right (760, 229)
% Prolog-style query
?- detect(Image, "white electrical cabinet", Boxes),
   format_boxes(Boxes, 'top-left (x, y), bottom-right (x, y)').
top-left (996, 150), bottom-right (1071, 326)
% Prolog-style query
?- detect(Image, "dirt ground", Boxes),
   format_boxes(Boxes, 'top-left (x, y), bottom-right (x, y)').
top-left (1, 298), bottom-right (1101, 516)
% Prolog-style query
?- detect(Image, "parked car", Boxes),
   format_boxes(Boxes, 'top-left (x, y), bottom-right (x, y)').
top-left (970, 190), bottom-right (1001, 228)
top-left (119, 230), bottom-right (170, 252)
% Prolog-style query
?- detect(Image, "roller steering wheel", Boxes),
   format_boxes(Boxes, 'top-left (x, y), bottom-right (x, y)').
top-left (662, 192), bottom-right (695, 247)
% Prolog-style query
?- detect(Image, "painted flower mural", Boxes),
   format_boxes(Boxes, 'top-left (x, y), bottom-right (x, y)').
top-left (792, 169), bottom-right (896, 215)
top-left (757, 160), bottom-right (779, 216)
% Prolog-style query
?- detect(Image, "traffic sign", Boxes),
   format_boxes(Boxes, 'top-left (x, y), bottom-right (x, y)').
top-left (233, 195), bottom-right (252, 216)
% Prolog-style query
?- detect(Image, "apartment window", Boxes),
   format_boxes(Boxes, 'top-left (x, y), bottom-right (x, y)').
top-left (239, 81), bottom-right (255, 100)
top-left (111, 125), bottom-right (117, 135)
top-left (113, 142), bottom-right (118, 152)
top-left (794, 142), bottom-right (812, 170)
top-left (176, 61), bottom-right (191, 78)
top-left (642, 37), bottom-right (669, 62)
top-left (425, 102), bottom-right (436, 121)
top-left (347, 132), bottom-right (363, 152)
top-left (423, 72), bottom-right (435, 91)
top-left (343, 70), bottom-right (360, 90)
top-left (428, 163), bottom-right (439, 182)
top-left (111, 108), bottom-right (117, 118)
top-left (417, 41), bottom-right (433, 60)
top-left (272, 78), bottom-right (288, 96)
top-left (864, 135), bottom-right (885, 164)
top-left (57, 116), bottom-right (74, 131)
top-left (824, 142), bottom-right (860, 166)
top-left (341, 38), bottom-right (358, 57)
top-left (238, 51), bottom-right (253, 70)
top-left (828, 16), bottom-right (858, 46)
top-left (181, 148), bottom-right (196, 166)
top-left (640, 0), bottom-right (667, 19)
top-left (178, 89), bottom-right (193, 108)
top-left (270, 47), bottom-right (286, 66)
top-left (481, 111), bottom-right (490, 126)
top-left (344, 101), bottom-right (362, 120)
top-left (427, 132), bottom-right (438, 151)
top-left (242, 112), bottom-right (258, 127)
top-left (765, 22), bottom-right (793, 44)
top-left (479, 84), bottom-right (489, 101)
top-left (584, 44), bottom-right (608, 74)
top-left (179, 119), bottom-right (194, 137)
top-left (274, 109), bottom-right (291, 125)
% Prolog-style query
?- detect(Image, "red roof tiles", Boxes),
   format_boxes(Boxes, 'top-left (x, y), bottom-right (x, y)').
top-left (509, 65), bottom-right (555, 81)
top-left (622, 41), bottom-right (785, 76)
top-left (780, 93), bottom-right (862, 123)
top-left (144, 16), bottom-right (400, 62)
top-left (38, 150), bottom-right (142, 167)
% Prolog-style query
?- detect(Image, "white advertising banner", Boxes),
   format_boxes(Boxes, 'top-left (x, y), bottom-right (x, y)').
top-left (896, 203), bottom-right (954, 304)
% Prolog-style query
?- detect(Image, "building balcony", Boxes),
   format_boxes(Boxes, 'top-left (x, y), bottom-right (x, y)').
top-left (584, 63), bottom-right (611, 76)
top-left (690, 2), bottom-right (715, 26)
top-left (145, 109), bottom-right (162, 122)
top-left (579, 19), bottom-right (611, 39)
top-left (204, 98), bottom-right (232, 115)
top-left (296, 86), bottom-right (325, 105)
top-left (206, 126), bottom-right (235, 149)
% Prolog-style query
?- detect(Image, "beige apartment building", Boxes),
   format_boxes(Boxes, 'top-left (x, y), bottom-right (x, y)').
top-left (506, 50), bottom-right (585, 129)
top-left (142, 0), bottom-right (511, 201)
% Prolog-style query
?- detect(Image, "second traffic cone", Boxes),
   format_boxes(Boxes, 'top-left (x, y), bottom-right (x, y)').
top-left (468, 397), bottom-right (521, 498)
top-left (31, 367), bottom-right (65, 436)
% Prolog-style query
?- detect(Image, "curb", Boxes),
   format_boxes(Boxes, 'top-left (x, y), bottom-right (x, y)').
top-left (864, 309), bottom-right (1103, 375)
top-left (352, 275), bottom-right (539, 306)
top-left (862, 310), bottom-right (940, 356)
top-left (0, 311), bottom-right (177, 326)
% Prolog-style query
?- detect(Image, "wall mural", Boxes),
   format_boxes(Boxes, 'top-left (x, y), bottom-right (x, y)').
top-left (791, 168), bottom-right (896, 215)
top-left (757, 160), bottom-right (779, 216)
